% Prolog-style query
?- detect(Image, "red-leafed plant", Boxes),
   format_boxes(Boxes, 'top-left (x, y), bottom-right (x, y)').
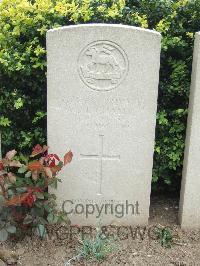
top-left (0, 145), bottom-right (73, 241)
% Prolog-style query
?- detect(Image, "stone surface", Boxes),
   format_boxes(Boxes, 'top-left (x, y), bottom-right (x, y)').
top-left (179, 32), bottom-right (200, 228)
top-left (47, 24), bottom-right (161, 225)
top-left (0, 260), bottom-right (5, 266)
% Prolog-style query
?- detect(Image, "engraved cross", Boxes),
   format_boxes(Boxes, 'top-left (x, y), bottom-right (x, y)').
top-left (80, 135), bottom-right (120, 195)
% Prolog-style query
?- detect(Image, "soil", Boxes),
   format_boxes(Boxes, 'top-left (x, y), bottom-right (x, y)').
top-left (1, 195), bottom-right (200, 266)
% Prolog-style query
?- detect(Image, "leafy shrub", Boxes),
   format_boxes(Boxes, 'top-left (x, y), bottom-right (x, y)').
top-left (0, 0), bottom-right (198, 191)
top-left (0, 144), bottom-right (73, 241)
top-left (154, 226), bottom-right (173, 248)
top-left (79, 226), bottom-right (116, 261)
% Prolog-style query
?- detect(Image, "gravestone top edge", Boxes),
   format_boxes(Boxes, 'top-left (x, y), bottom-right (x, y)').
top-left (47, 23), bottom-right (161, 37)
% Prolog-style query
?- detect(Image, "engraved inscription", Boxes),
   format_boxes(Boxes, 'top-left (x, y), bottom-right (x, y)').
top-left (80, 135), bottom-right (120, 195)
top-left (78, 41), bottom-right (129, 91)
top-left (60, 96), bottom-right (137, 114)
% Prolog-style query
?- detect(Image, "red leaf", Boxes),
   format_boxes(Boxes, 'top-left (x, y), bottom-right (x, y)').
top-left (0, 161), bottom-right (3, 171)
top-left (51, 165), bottom-right (62, 174)
top-left (22, 194), bottom-right (36, 207)
top-left (2, 159), bottom-right (9, 167)
top-left (32, 170), bottom-right (39, 181)
top-left (42, 145), bottom-right (48, 154)
top-left (44, 167), bottom-right (53, 179)
top-left (27, 187), bottom-right (42, 193)
top-left (45, 154), bottom-right (60, 167)
top-left (6, 193), bottom-right (29, 206)
top-left (6, 150), bottom-right (17, 160)
top-left (9, 160), bottom-right (23, 168)
top-left (30, 144), bottom-right (49, 157)
top-left (7, 172), bottom-right (16, 184)
top-left (64, 150), bottom-right (73, 166)
top-left (0, 170), bottom-right (6, 176)
top-left (28, 161), bottom-right (43, 171)
top-left (30, 144), bottom-right (43, 157)
top-left (47, 154), bottom-right (60, 161)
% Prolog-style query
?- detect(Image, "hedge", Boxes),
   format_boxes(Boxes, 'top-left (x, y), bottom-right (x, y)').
top-left (0, 0), bottom-right (198, 192)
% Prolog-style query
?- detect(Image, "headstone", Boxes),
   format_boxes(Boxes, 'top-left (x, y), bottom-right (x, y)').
top-left (179, 32), bottom-right (200, 228)
top-left (47, 24), bottom-right (161, 226)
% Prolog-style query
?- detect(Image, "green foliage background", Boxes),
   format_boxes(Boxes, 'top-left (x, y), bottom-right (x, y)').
top-left (0, 0), bottom-right (198, 192)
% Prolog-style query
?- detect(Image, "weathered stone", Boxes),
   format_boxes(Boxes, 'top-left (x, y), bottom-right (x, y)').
top-left (47, 24), bottom-right (161, 225)
top-left (179, 32), bottom-right (200, 228)
top-left (0, 260), bottom-right (5, 266)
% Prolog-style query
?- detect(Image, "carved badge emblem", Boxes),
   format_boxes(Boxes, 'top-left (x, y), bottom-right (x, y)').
top-left (78, 41), bottom-right (128, 91)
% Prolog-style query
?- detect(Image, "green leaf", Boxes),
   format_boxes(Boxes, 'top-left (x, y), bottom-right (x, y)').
top-left (36, 224), bottom-right (46, 238)
top-left (6, 225), bottom-right (16, 234)
top-left (58, 161), bottom-right (63, 168)
top-left (47, 213), bottom-right (58, 224)
top-left (152, 174), bottom-right (159, 183)
top-left (34, 201), bottom-right (43, 208)
top-left (0, 195), bottom-right (6, 205)
top-left (0, 220), bottom-right (6, 228)
top-left (47, 213), bottom-right (54, 223)
top-left (37, 217), bottom-right (48, 225)
top-left (14, 97), bottom-right (24, 109)
top-left (44, 204), bottom-right (52, 213)
top-left (7, 189), bottom-right (14, 197)
top-left (23, 215), bottom-right (33, 225)
top-left (155, 146), bottom-right (160, 154)
top-left (25, 171), bottom-right (32, 178)
top-left (0, 116), bottom-right (11, 127)
top-left (35, 192), bottom-right (44, 199)
top-left (32, 111), bottom-right (46, 124)
top-left (18, 166), bottom-right (27, 174)
top-left (16, 187), bottom-right (27, 193)
top-left (0, 228), bottom-right (8, 241)
top-left (43, 192), bottom-right (49, 198)
top-left (33, 206), bottom-right (44, 217)
top-left (49, 179), bottom-right (58, 189)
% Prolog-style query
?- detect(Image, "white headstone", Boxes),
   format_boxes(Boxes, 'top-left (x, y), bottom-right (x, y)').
top-left (47, 24), bottom-right (161, 225)
top-left (179, 32), bottom-right (200, 228)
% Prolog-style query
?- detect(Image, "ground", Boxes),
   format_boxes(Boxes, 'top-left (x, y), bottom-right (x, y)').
top-left (1, 196), bottom-right (200, 266)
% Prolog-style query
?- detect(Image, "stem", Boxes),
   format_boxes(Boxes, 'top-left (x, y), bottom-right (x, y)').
top-left (0, 180), bottom-right (8, 199)
top-left (44, 177), bottom-right (49, 189)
